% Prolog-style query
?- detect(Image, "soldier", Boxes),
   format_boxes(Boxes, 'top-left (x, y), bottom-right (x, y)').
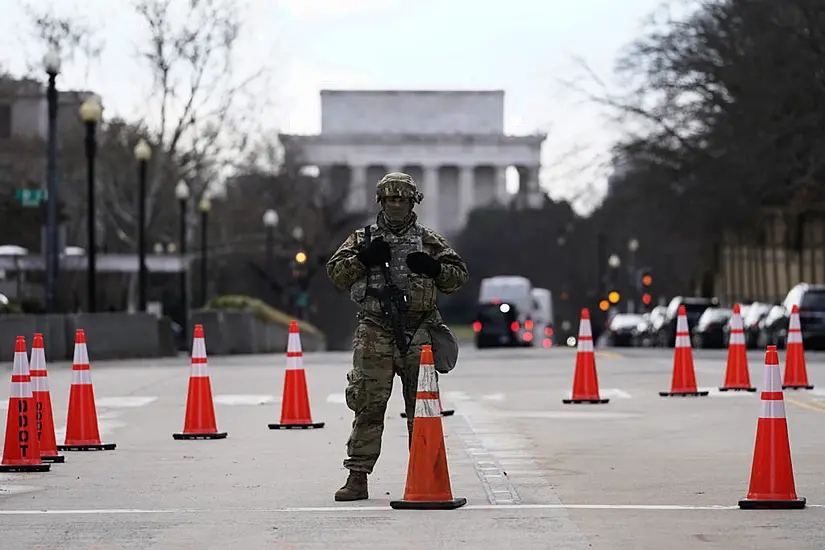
top-left (325, 172), bottom-right (469, 502)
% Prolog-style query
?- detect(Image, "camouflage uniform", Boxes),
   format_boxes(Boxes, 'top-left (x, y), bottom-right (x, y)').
top-left (325, 172), bottom-right (469, 501)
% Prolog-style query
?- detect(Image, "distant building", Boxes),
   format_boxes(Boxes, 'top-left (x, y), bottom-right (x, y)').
top-left (0, 75), bottom-right (99, 187)
top-left (279, 90), bottom-right (547, 237)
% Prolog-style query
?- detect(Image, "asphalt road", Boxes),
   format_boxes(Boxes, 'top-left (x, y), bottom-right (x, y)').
top-left (1, 341), bottom-right (825, 549)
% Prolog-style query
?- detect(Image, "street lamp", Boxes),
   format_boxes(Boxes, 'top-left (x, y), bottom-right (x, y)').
top-left (628, 238), bottom-right (639, 252)
top-left (263, 209), bottom-right (278, 286)
top-left (608, 254), bottom-right (621, 268)
top-left (134, 138), bottom-right (151, 312)
top-left (80, 95), bottom-right (102, 312)
top-left (175, 180), bottom-right (190, 338)
top-left (44, 46), bottom-right (61, 313)
top-left (198, 196), bottom-right (211, 307)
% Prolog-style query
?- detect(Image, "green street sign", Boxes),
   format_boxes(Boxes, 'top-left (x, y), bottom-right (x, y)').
top-left (15, 189), bottom-right (47, 207)
top-left (295, 293), bottom-right (309, 308)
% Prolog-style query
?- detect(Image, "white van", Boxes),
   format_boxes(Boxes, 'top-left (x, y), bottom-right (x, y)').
top-left (476, 276), bottom-right (536, 347)
top-left (530, 288), bottom-right (554, 347)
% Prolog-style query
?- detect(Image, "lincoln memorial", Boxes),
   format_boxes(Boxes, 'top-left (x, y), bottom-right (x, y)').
top-left (279, 90), bottom-right (547, 237)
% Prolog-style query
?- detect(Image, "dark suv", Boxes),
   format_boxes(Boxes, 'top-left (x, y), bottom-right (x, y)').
top-left (782, 283), bottom-right (825, 350)
top-left (657, 296), bottom-right (719, 347)
top-left (474, 301), bottom-right (531, 348)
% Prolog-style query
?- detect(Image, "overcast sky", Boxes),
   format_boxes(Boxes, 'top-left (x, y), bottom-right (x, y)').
top-left (0, 0), bottom-right (669, 212)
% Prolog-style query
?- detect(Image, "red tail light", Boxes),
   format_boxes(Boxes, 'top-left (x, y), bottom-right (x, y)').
top-left (511, 322), bottom-right (520, 332)
top-left (545, 327), bottom-right (553, 336)
top-left (523, 332), bottom-right (533, 342)
top-left (525, 320), bottom-right (534, 330)
top-left (543, 338), bottom-right (552, 348)
top-left (473, 321), bottom-right (482, 332)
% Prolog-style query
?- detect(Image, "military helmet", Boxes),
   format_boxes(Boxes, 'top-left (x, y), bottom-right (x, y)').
top-left (375, 172), bottom-right (423, 204)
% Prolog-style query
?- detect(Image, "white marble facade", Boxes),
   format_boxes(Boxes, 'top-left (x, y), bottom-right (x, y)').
top-left (279, 90), bottom-right (546, 236)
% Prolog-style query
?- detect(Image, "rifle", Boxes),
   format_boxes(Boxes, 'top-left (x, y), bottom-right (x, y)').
top-left (379, 260), bottom-right (411, 356)
top-left (361, 225), bottom-right (411, 355)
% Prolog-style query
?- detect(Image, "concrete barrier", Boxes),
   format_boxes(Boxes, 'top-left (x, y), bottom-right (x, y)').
top-left (190, 310), bottom-right (326, 355)
top-left (0, 313), bottom-right (178, 362)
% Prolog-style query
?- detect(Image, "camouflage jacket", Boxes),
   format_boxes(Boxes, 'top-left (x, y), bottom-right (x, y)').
top-left (326, 217), bottom-right (469, 319)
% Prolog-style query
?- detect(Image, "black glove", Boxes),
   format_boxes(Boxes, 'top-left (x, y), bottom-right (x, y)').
top-left (406, 252), bottom-right (441, 278)
top-left (356, 237), bottom-right (391, 267)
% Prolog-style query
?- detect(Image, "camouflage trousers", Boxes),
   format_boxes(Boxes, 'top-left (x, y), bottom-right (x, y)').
top-left (343, 316), bottom-right (432, 474)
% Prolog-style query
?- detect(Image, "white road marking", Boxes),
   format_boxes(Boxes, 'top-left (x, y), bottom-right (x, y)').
top-left (444, 391), bottom-right (472, 401)
top-left (702, 387), bottom-right (756, 397)
top-left (0, 503), bottom-right (768, 515)
top-left (326, 393), bottom-right (346, 404)
top-left (482, 393), bottom-right (506, 402)
top-left (563, 388), bottom-right (631, 399)
top-left (213, 394), bottom-right (276, 405)
top-left (495, 410), bottom-right (642, 420)
top-left (96, 396), bottom-right (158, 408)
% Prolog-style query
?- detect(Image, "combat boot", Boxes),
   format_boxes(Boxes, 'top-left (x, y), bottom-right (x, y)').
top-left (334, 470), bottom-right (368, 501)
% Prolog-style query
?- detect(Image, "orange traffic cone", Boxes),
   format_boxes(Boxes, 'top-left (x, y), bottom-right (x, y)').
top-left (57, 329), bottom-right (116, 451)
top-left (720, 304), bottom-right (756, 392)
top-left (173, 325), bottom-right (227, 440)
top-left (269, 321), bottom-right (325, 430)
top-left (390, 345), bottom-right (466, 510)
top-left (0, 336), bottom-right (50, 472)
top-left (563, 308), bottom-right (609, 404)
top-left (30, 333), bottom-right (64, 463)
top-left (660, 305), bottom-right (709, 397)
top-left (739, 345), bottom-right (806, 509)
top-left (783, 305), bottom-right (813, 390)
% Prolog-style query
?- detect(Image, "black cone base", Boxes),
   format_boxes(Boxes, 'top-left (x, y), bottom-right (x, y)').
top-left (268, 422), bottom-right (325, 430)
top-left (390, 497), bottom-right (467, 510)
top-left (719, 387), bottom-right (757, 392)
top-left (173, 431), bottom-right (227, 440)
top-left (57, 443), bottom-right (116, 451)
top-left (0, 463), bottom-right (51, 472)
top-left (400, 411), bottom-right (455, 418)
top-left (739, 496), bottom-right (806, 509)
top-left (41, 455), bottom-right (65, 463)
top-left (659, 391), bottom-right (709, 397)
top-left (562, 398), bottom-right (610, 404)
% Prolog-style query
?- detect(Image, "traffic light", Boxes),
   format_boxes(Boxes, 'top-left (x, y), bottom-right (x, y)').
top-left (599, 300), bottom-right (610, 311)
top-left (639, 269), bottom-right (652, 290)
top-left (295, 251), bottom-right (307, 264)
top-left (642, 292), bottom-right (652, 306)
top-left (608, 291), bottom-right (620, 304)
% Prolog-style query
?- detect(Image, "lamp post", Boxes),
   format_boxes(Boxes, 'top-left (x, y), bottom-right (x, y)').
top-left (292, 225), bottom-right (306, 319)
top-left (627, 238), bottom-right (640, 313)
top-left (262, 209), bottom-right (278, 287)
top-left (198, 196), bottom-right (211, 307)
top-left (44, 46), bottom-right (61, 313)
top-left (133, 139), bottom-right (152, 312)
top-left (175, 180), bottom-right (190, 338)
top-left (80, 96), bottom-right (102, 312)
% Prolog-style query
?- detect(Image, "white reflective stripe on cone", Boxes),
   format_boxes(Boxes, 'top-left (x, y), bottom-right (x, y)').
top-left (675, 334), bottom-right (691, 348)
top-left (761, 399), bottom-right (786, 419)
top-left (415, 398), bottom-right (441, 418)
top-left (417, 364), bottom-right (438, 392)
top-left (578, 318), bottom-right (592, 338)
top-left (190, 362), bottom-right (210, 378)
top-left (31, 348), bottom-right (47, 373)
top-left (730, 312), bottom-right (744, 331)
top-left (10, 381), bottom-right (32, 399)
top-left (286, 355), bottom-right (302, 371)
top-left (762, 363), bottom-right (782, 393)
top-left (789, 312), bottom-right (801, 331)
top-left (12, 351), bottom-right (28, 376)
top-left (577, 337), bottom-right (594, 353)
top-left (192, 338), bottom-right (207, 360)
top-left (71, 369), bottom-right (92, 385)
top-left (787, 329), bottom-right (803, 344)
top-left (729, 331), bottom-right (745, 345)
top-left (676, 313), bottom-right (688, 333)
top-left (73, 343), bottom-right (89, 366)
top-left (30, 374), bottom-right (49, 392)
top-left (287, 332), bottom-right (302, 353)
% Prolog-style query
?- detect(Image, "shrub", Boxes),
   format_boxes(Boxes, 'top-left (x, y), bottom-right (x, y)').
top-left (204, 295), bottom-right (322, 336)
